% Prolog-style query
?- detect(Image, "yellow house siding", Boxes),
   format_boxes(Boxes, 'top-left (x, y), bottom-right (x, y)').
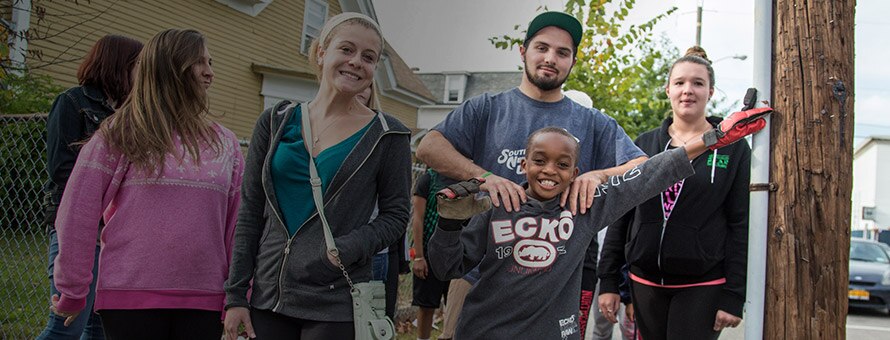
top-left (26, 0), bottom-right (348, 138)
top-left (380, 97), bottom-right (417, 128)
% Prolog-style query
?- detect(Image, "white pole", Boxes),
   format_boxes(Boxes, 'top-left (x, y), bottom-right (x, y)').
top-left (696, 5), bottom-right (703, 46)
top-left (745, 0), bottom-right (772, 338)
top-left (8, 0), bottom-right (31, 74)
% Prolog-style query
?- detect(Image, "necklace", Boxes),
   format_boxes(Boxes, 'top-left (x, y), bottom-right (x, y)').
top-left (668, 124), bottom-right (710, 145)
top-left (311, 113), bottom-right (347, 148)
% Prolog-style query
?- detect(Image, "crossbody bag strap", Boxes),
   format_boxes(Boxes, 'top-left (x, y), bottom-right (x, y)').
top-left (300, 102), bottom-right (356, 289)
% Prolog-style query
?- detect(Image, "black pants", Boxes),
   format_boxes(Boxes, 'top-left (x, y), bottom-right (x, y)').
top-left (631, 281), bottom-right (723, 340)
top-left (98, 309), bottom-right (222, 340)
top-left (251, 308), bottom-right (354, 339)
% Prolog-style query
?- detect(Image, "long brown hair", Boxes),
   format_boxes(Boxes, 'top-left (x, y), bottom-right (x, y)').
top-left (77, 34), bottom-right (143, 108)
top-left (98, 28), bottom-right (219, 174)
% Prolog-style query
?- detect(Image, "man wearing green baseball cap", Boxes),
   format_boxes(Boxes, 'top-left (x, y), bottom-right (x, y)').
top-left (518, 11), bottom-right (584, 93)
top-left (416, 11), bottom-right (647, 336)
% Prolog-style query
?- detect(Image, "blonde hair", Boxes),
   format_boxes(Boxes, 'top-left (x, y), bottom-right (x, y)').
top-left (364, 81), bottom-right (381, 110)
top-left (307, 12), bottom-right (384, 81)
top-left (98, 28), bottom-right (220, 174)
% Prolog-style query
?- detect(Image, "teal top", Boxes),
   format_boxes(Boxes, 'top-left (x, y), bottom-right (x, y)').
top-left (271, 106), bottom-right (373, 236)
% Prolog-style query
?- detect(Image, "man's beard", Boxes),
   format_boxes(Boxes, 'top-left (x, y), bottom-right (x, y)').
top-left (524, 60), bottom-right (569, 91)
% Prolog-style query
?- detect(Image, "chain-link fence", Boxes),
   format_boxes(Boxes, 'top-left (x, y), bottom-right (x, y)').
top-left (1, 114), bottom-right (50, 339)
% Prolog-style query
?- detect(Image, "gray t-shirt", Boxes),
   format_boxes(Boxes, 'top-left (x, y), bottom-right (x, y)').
top-left (433, 88), bottom-right (645, 181)
top-left (428, 148), bottom-right (694, 339)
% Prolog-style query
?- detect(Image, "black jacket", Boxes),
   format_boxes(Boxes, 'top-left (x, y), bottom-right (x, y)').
top-left (43, 85), bottom-right (114, 224)
top-left (598, 116), bottom-right (750, 317)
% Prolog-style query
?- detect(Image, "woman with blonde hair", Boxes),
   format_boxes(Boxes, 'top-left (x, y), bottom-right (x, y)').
top-left (51, 28), bottom-right (244, 339)
top-left (224, 12), bottom-right (411, 339)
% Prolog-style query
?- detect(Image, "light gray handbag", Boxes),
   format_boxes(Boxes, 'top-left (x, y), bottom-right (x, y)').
top-left (298, 102), bottom-right (395, 340)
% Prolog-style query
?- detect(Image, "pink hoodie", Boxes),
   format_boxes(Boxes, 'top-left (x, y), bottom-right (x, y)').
top-left (54, 123), bottom-right (244, 314)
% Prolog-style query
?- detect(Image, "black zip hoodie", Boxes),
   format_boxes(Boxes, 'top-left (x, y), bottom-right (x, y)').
top-left (599, 116), bottom-right (750, 317)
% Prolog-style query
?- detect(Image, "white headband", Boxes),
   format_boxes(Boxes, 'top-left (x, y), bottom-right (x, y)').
top-left (317, 12), bottom-right (384, 51)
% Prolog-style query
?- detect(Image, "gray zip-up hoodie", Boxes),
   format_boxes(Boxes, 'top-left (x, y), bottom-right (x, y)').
top-left (428, 147), bottom-right (693, 339)
top-left (225, 102), bottom-right (411, 322)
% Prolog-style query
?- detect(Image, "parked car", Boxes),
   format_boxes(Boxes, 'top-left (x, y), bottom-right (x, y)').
top-left (849, 238), bottom-right (890, 313)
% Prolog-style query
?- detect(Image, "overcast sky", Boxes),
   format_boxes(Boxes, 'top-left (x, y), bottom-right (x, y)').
top-left (374, 0), bottom-right (890, 146)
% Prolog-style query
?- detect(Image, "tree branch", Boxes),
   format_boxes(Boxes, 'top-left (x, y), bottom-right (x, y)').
top-left (29, 0), bottom-right (119, 41)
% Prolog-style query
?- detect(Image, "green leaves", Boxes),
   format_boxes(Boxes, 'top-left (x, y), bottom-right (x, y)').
top-left (488, 34), bottom-right (523, 51)
top-left (0, 72), bottom-right (62, 115)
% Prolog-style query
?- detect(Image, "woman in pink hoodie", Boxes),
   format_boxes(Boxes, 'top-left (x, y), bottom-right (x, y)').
top-left (50, 28), bottom-right (244, 339)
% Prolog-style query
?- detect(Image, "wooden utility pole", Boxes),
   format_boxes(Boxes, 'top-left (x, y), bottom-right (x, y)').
top-left (766, 0), bottom-right (855, 339)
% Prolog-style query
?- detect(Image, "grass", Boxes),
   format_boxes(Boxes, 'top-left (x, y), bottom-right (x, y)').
top-left (0, 230), bottom-right (444, 339)
top-left (0, 229), bottom-right (49, 339)
top-left (394, 273), bottom-right (445, 340)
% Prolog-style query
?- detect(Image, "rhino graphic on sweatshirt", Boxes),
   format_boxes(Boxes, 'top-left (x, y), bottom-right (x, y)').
top-left (518, 245), bottom-right (550, 260)
top-left (513, 239), bottom-right (557, 268)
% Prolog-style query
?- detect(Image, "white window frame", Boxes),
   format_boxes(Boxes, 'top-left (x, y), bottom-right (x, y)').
top-left (259, 74), bottom-right (319, 109)
top-left (301, 0), bottom-right (329, 55)
top-left (444, 74), bottom-right (467, 103)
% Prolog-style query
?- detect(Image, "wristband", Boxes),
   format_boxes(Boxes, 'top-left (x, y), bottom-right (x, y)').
top-left (469, 171), bottom-right (491, 183)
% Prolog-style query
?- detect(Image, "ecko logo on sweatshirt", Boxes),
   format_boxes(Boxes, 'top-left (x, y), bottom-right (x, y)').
top-left (558, 314), bottom-right (579, 339)
top-left (491, 210), bottom-right (574, 269)
top-left (496, 148), bottom-right (526, 175)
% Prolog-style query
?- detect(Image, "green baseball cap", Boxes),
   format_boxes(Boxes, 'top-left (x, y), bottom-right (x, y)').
top-left (525, 11), bottom-right (583, 48)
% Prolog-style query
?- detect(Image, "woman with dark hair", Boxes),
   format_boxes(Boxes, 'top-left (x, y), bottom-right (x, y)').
top-left (598, 46), bottom-right (750, 340)
top-left (50, 29), bottom-right (244, 339)
top-left (38, 34), bottom-right (142, 340)
top-left (224, 12), bottom-right (411, 340)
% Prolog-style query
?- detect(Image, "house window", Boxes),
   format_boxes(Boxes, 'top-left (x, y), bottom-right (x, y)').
top-left (444, 74), bottom-right (467, 103)
top-left (863, 206), bottom-right (876, 220)
top-left (301, 0), bottom-right (328, 55)
top-left (447, 90), bottom-right (460, 102)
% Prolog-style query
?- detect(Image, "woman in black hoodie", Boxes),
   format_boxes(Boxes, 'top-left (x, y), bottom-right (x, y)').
top-left (597, 47), bottom-right (749, 340)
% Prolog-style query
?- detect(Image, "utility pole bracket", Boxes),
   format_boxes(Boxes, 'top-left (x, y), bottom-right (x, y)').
top-left (750, 182), bottom-right (777, 192)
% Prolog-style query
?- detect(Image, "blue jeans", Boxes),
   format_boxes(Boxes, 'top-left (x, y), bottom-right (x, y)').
top-left (371, 252), bottom-right (389, 281)
top-left (37, 230), bottom-right (104, 340)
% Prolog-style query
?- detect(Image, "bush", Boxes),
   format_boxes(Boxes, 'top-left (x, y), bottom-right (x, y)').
top-left (0, 67), bottom-right (61, 232)
top-left (0, 72), bottom-right (62, 115)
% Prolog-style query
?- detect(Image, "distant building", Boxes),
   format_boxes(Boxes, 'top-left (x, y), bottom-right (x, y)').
top-left (415, 71), bottom-right (522, 130)
top-left (852, 136), bottom-right (890, 240)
